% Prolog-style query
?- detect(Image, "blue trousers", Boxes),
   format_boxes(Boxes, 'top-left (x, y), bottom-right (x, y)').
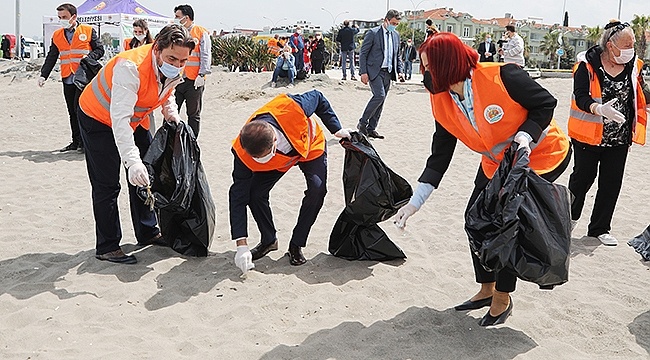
top-left (340, 50), bottom-right (356, 78)
top-left (359, 69), bottom-right (391, 132)
top-left (404, 60), bottom-right (413, 79)
top-left (78, 107), bottom-right (159, 255)
top-left (249, 153), bottom-right (327, 248)
top-left (272, 67), bottom-right (295, 84)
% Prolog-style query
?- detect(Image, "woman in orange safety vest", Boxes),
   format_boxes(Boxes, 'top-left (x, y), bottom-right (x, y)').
top-left (123, 19), bottom-right (153, 51)
top-left (393, 32), bottom-right (571, 326)
top-left (567, 20), bottom-right (650, 247)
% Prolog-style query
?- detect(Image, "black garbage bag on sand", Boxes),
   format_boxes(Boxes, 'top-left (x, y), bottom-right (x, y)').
top-left (465, 145), bottom-right (572, 288)
top-left (628, 225), bottom-right (650, 261)
top-left (328, 132), bottom-right (412, 261)
top-left (139, 121), bottom-right (216, 257)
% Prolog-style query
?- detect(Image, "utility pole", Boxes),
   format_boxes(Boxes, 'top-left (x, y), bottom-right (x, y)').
top-left (617, 0), bottom-right (622, 20)
top-left (15, 0), bottom-right (21, 60)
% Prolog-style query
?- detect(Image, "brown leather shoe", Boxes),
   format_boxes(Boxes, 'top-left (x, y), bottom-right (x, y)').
top-left (250, 240), bottom-right (279, 260)
top-left (287, 244), bottom-right (306, 266)
top-left (367, 130), bottom-right (385, 139)
top-left (137, 233), bottom-right (165, 247)
top-left (95, 249), bottom-right (137, 264)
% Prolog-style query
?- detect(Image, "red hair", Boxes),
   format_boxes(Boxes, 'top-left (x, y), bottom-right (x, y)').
top-left (418, 32), bottom-right (478, 93)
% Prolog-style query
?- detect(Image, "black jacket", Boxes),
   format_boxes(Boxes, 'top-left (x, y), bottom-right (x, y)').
top-left (402, 44), bottom-right (417, 62)
top-left (336, 25), bottom-right (359, 52)
top-left (40, 26), bottom-right (105, 80)
top-left (310, 39), bottom-right (326, 60)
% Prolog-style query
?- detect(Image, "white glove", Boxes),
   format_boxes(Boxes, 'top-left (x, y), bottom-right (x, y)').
top-left (127, 162), bottom-right (150, 187)
top-left (38, 77), bottom-right (45, 87)
top-left (594, 99), bottom-right (625, 124)
top-left (394, 204), bottom-right (418, 229)
top-left (165, 116), bottom-right (180, 124)
top-left (194, 75), bottom-right (205, 89)
top-left (234, 245), bottom-right (255, 274)
top-left (514, 131), bottom-right (532, 155)
top-left (334, 128), bottom-right (352, 139)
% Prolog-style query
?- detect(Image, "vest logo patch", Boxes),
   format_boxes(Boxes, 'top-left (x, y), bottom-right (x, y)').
top-left (78, 33), bottom-right (88, 42)
top-left (484, 105), bottom-right (504, 124)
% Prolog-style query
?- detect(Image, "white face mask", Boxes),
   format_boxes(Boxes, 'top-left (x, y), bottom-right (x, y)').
top-left (134, 34), bottom-right (146, 42)
top-left (60, 19), bottom-right (73, 29)
top-left (252, 141), bottom-right (277, 163)
top-left (296, 29), bottom-right (302, 34)
top-left (612, 43), bottom-right (635, 64)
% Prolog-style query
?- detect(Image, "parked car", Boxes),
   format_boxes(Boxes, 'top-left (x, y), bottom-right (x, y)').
top-left (524, 67), bottom-right (541, 79)
top-left (23, 37), bottom-right (44, 58)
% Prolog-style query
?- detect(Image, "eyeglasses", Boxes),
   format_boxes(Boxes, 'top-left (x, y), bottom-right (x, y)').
top-left (605, 21), bottom-right (630, 42)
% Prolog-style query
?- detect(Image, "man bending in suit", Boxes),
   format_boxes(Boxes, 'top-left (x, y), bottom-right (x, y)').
top-left (357, 9), bottom-right (404, 139)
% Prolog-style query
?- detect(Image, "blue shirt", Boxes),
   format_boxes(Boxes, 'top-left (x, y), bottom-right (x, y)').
top-left (382, 28), bottom-right (394, 72)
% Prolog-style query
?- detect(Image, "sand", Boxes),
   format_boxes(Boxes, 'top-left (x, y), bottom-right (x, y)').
top-left (0, 61), bottom-right (649, 359)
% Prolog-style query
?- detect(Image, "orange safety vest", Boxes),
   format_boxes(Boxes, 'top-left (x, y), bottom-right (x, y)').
top-left (232, 94), bottom-right (326, 172)
top-left (568, 58), bottom-right (647, 146)
top-left (267, 38), bottom-right (281, 56)
top-left (184, 24), bottom-right (208, 80)
top-left (79, 44), bottom-right (178, 131)
top-left (123, 38), bottom-right (132, 51)
top-left (430, 62), bottom-right (570, 178)
top-left (52, 24), bottom-right (93, 78)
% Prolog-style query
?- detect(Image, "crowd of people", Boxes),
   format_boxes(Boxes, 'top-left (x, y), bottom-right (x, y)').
top-left (35, 3), bottom-right (650, 327)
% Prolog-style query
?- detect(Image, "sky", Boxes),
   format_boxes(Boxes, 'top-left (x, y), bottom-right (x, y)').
top-left (2, 0), bottom-right (649, 39)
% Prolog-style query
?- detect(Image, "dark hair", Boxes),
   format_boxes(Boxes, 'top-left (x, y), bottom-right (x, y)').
top-left (385, 9), bottom-right (401, 21)
top-left (154, 24), bottom-right (197, 52)
top-left (418, 32), bottom-right (478, 93)
top-left (505, 25), bottom-right (515, 33)
top-left (426, 19), bottom-right (433, 26)
top-left (130, 19), bottom-right (153, 48)
top-left (240, 121), bottom-right (275, 157)
top-left (174, 4), bottom-right (194, 21)
top-left (343, 20), bottom-right (350, 27)
top-left (56, 3), bottom-right (77, 16)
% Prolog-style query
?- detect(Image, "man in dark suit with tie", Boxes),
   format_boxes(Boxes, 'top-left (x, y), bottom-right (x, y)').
top-left (478, 34), bottom-right (497, 62)
top-left (358, 9), bottom-right (404, 139)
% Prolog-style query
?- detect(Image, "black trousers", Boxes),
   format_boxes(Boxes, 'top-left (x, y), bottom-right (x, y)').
top-left (175, 79), bottom-right (204, 137)
top-left (63, 83), bottom-right (82, 146)
top-left (568, 139), bottom-right (628, 237)
top-left (311, 58), bottom-right (324, 74)
top-left (249, 153), bottom-right (327, 248)
top-left (78, 107), bottom-right (159, 255)
top-left (465, 148), bottom-right (571, 293)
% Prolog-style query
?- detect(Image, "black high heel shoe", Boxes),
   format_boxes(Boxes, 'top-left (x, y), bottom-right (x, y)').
top-left (479, 296), bottom-right (513, 326)
top-left (454, 296), bottom-right (492, 311)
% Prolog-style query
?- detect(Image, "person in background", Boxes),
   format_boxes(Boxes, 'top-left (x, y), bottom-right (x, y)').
top-left (402, 38), bottom-right (417, 80)
top-left (1, 35), bottom-right (10, 59)
top-left (271, 45), bottom-right (296, 88)
top-left (77, 25), bottom-right (195, 264)
top-left (304, 35), bottom-right (313, 73)
top-left (20, 35), bottom-right (26, 60)
top-left (267, 34), bottom-right (281, 56)
top-left (310, 32), bottom-right (326, 74)
top-left (425, 19), bottom-right (438, 38)
top-left (173, 4), bottom-right (211, 137)
top-left (124, 19), bottom-right (153, 51)
top-left (39, 3), bottom-right (105, 152)
top-left (230, 90), bottom-right (351, 273)
top-left (499, 25), bottom-right (525, 67)
top-left (357, 9), bottom-right (404, 139)
top-left (478, 33), bottom-right (496, 62)
top-left (336, 20), bottom-right (360, 80)
top-left (289, 26), bottom-right (305, 71)
top-left (568, 20), bottom-right (650, 246)
top-left (394, 32), bottom-right (570, 326)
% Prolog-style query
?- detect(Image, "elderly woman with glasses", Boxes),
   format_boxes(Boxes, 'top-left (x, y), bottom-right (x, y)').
top-left (568, 20), bottom-right (650, 246)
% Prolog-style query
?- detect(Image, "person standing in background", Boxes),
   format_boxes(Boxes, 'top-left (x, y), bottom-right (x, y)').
top-left (173, 4), bottom-right (211, 137)
top-left (39, 3), bottom-right (105, 152)
top-left (310, 32), bottom-right (326, 74)
top-left (402, 38), bottom-right (417, 80)
top-left (499, 25), bottom-right (525, 67)
top-left (289, 26), bottom-right (305, 71)
top-left (478, 34), bottom-right (497, 62)
top-left (336, 20), bottom-right (359, 81)
top-left (124, 19), bottom-right (153, 51)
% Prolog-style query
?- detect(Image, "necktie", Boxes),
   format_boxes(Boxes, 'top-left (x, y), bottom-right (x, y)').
top-left (386, 32), bottom-right (392, 73)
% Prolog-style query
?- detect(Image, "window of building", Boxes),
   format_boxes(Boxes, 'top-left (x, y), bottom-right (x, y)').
top-left (463, 27), bottom-right (471, 37)
top-left (578, 40), bottom-right (585, 47)
top-left (447, 24), bottom-right (453, 33)
top-left (475, 27), bottom-right (481, 35)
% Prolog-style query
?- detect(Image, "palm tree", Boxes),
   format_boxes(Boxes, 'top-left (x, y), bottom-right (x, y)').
top-left (585, 26), bottom-right (602, 48)
top-left (473, 32), bottom-right (489, 49)
top-left (539, 31), bottom-right (560, 68)
top-left (631, 15), bottom-right (650, 60)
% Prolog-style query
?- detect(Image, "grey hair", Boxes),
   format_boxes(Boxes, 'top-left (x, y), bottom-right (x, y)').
top-left (598, 22), bottom-right (634, 50)
top-left (153, 24), bottom-right (196, 51)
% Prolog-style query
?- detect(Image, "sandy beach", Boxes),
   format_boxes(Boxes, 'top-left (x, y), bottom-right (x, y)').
top-left (0, 61), bottom-right (649, 359)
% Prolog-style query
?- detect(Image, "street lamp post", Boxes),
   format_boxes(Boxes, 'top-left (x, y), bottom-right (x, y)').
top-left (15, 0), bottom-right (21, 60)
top-left (263, 16), bottom-right (287, 33)
top-left (321, 8), bottom-right (349, 67)
top-left (407, 0), bottom-right (430, 43)
top-left (617, 0), bottom-right (622, 20)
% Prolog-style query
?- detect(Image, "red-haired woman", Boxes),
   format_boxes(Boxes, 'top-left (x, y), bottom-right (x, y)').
top-left (393, 32), bottom-right (571, 326)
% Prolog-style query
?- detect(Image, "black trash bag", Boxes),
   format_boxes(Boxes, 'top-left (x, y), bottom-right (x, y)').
top-left (465, 145), bottom-right (571, 288)
top-left (139, 121), bottom-right (216, 256)
top-left (628, 225), bottom-right (650, 261)
top-left (328, 132), bottom-right (412, 260)
top-left (73, 57), bottom-right (102, 90)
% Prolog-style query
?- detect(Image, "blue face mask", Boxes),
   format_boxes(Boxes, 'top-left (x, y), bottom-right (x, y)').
top-left (159, 61), bottom-right (182, 79)
top-left (387, 24), bottom-right (397, 32)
